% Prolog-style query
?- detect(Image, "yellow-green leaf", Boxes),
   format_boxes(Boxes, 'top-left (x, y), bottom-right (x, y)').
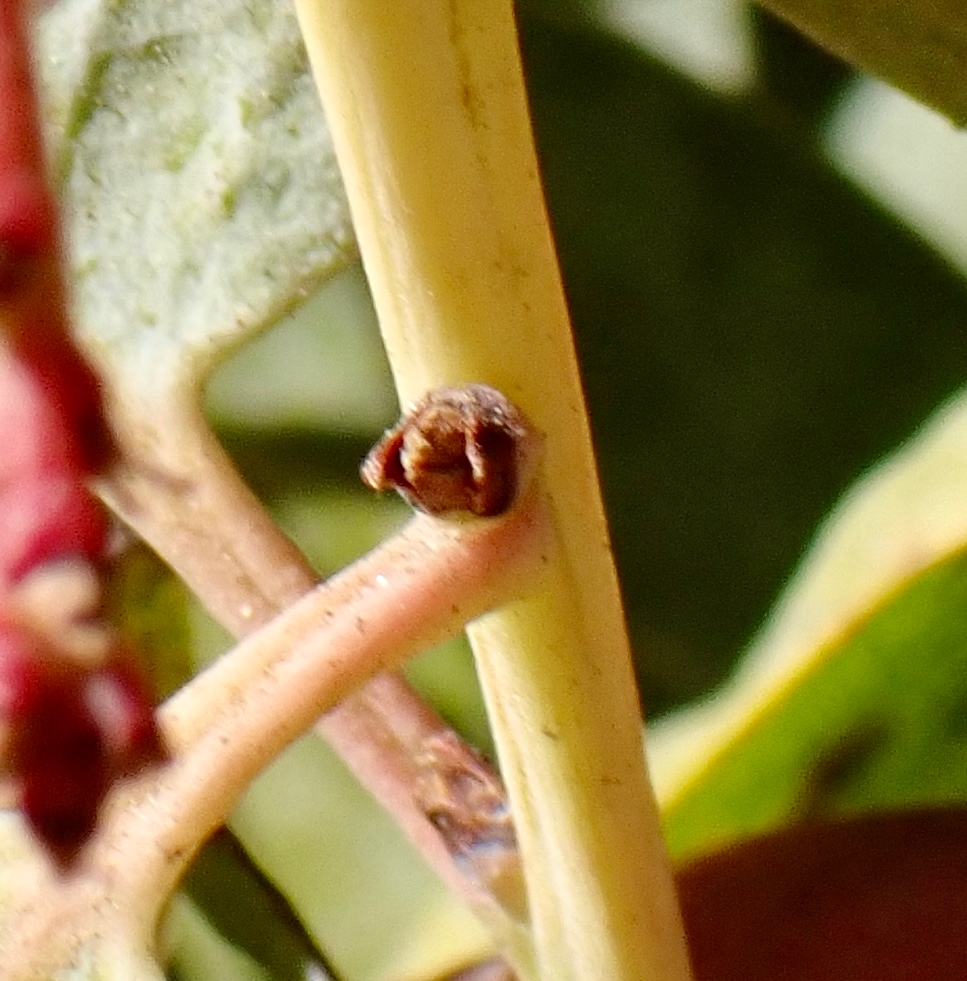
top-left (653, 385), bottom-right (967, 859)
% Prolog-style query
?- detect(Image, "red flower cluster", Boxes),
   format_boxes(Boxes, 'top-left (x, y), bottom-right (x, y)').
top-left (0, 0), bottom-right (163, 867)
top-left (0, 626), bottom-right (162, 866)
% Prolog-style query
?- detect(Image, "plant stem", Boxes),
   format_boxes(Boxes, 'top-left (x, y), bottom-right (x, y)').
top-left (1, 495), bottom-right (547, 981)
top-left (125, 498), bottom-right (547, 963)
top-left (98, 400), bottom-right (530, 956)
top-left (292, 2), bottom-right (693, 979)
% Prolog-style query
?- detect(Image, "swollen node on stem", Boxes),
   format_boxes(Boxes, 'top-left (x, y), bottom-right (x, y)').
top-left (362, 384), bottom-right (537, 518)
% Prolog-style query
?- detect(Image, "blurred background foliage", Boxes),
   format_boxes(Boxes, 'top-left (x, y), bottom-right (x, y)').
top-left (178, 1), bottom-right (967, 977)
top-left (208, 0), bottom-right (967, 718)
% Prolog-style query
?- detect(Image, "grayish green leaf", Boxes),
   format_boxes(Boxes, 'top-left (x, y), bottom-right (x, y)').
top-left (36, 0), bottom-right (355, 398)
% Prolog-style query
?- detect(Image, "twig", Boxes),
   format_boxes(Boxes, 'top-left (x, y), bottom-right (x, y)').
top-left (116, 483), bottom-right (548, 948)
top-left (97, 400), bottom-right (529, 942)
top-left (2, 475), bottom-right (549, 979)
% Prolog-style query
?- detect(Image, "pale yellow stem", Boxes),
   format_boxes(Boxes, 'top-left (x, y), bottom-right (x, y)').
top-left (292, 2), bottom-right (693, 979)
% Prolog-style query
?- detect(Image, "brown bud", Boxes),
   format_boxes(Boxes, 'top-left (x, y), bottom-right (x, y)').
top-left (361, 384), bottom-right (532, 517)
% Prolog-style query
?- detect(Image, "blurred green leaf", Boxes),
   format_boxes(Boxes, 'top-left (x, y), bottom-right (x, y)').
top-left (175, 829), bottom-right (338, 981)
top-left (750, 6), bottom-right (854, 130)
top-left (37, 0), bottom-right (354, 399)
top-left (757, 0), bottom-right (967, 125)
top-left (107, 542), bottom-right (196, 699)
top-left (652, 386), bottom-right (967, 859)
top-left (228, 737), bottom-right (493, 981)
top-left (205, 267), bottom-right (396, 436)
top-left (521, 13), bottom-right (967, 710)
top-left (165, 894), bottom-right (270, 981)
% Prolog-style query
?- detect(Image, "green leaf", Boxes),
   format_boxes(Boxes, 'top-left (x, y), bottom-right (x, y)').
top-left (106, 542), bottom-right (196, 699)
top-left (205, 267), bottom-right (396, 436)
top-left (165, 895), bottom-right (270, 981)
top-left (757, 0), bottom-right (967, 125)
top-left (652, 386), bottom-right (967, 859)
top-left (521, 13), bottom-right (967, 712)
top-left (227, 736), bottom-right (493, 981)
top-left (174, 829), bottom-right (337, 981)
top-left (36, 0), bottom-right (355, 397)
top-left (750, 6), bottom-right (854, 130)
top-left (20, 6), bottom-right (357, 978)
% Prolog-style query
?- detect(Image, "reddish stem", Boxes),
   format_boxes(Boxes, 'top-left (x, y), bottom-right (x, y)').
top-left (101, 406), bottom-right (527, 925)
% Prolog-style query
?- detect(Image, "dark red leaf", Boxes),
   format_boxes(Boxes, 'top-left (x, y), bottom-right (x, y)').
top-left (0, 619), bottom-right (164, 867)
top-left (82, 656), bottom-right (165, 772)
top-left (678, 808), bottom-right (967, 981)
top-left (0, 0), bottom-right (112, 474)
top-left (0, 346), bottom-right (107, 583)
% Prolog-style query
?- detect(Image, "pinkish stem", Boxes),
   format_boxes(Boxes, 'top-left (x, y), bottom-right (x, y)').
top-left (100, 495), bottom-right (549, 956)
top-left (100, 403), bottom-right (526, 929)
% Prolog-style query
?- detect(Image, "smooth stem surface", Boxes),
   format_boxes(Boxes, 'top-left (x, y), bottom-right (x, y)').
top-left (293, 2), bottom-right (693, 979)
top-left (121, 503), bottom-right (547, 930)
